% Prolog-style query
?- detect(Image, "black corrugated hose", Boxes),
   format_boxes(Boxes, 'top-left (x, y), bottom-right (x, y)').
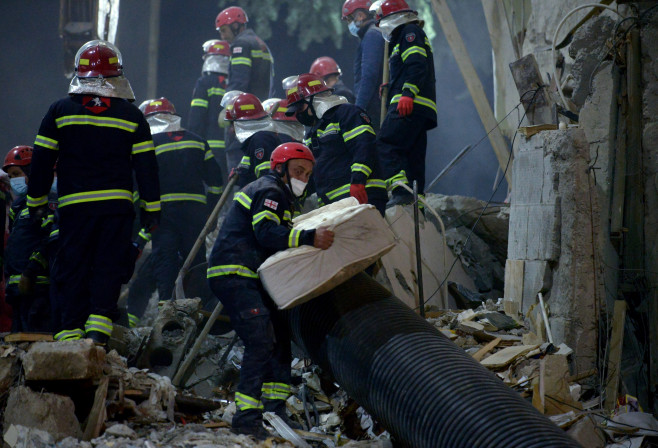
top-left (284, 273), bottom-right (582, 448)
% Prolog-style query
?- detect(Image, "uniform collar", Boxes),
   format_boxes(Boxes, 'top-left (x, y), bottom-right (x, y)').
top-left (358, 19), bottom-right (375, 39)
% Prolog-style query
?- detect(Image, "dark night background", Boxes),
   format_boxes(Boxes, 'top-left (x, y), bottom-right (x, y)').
top-left (0, 0), bottom-right (508, 201)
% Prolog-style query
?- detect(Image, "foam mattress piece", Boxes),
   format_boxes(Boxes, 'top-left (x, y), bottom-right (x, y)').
top-left (258, 197), bottom-right (397, 309)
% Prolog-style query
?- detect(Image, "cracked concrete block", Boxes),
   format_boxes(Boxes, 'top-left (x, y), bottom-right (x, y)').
top-left (525, 202), bottom-right (561, 262)
top-left (0, 356), bottom-right (19, 395)
top-left (512, 147), bottom-right (544, 205)
top-left (22, 339), bottom-right (104, 381)
top-left (508, 204), bottom-right (529, 260)
top-left (3, 386), bottom-right (83, 441)
top-left (568, 16), bottom-right (616, 108)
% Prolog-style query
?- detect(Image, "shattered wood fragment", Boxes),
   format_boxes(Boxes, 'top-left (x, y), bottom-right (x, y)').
top-left (471, 337), bottom-right (502, 362)
top-left (480, 344), bottom-right (539, 369)
top-left (3, 333), bottom-right (54, 343)
top-left (83, 376), bottom-right (109, 441)
top-left (203, 421), bottom-right (230, 428)
top-left (519, 124), bottom-right (559, 138)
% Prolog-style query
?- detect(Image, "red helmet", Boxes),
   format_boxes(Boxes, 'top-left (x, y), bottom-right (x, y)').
top-left (3, 146), bottom-right (33, 172)
top-left (310, 57), bottom-right (342, 79)
top-left (370, 0), bottom-right (413, 22)
top-left (265, 98), bottom-right (298, 122)
top-left (341, 0), bottom-right (373, 20)
top-left (139, 97), bottom-right (176, 117)
top-left (270, 142), bottom-right (315, 170)
top-left (215, 6), bottom-right (248, 29)
top-left (225, 93), bottom-right (267, 121)
top-left (202, 39), bottom-right (231, 57)
top-left (74, 40), bottom-right (123, 78)
top-left (285, 73), bottom-right (332, 106)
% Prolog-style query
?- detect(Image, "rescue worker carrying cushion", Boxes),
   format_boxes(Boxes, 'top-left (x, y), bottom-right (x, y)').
top-left (225, 93), bottom-right (294, 188)
top-left (216, 6), bottom-right (274, 101)
top-left (139, 97), bottom-right (223, 303)
top-left (3, 146), bottom-right (57, 333)
top-left (207, 142), bottom-right (334, 440)
top-left (27, 40), bottom-right (160, 346)
top-left (285, 73), bottom-right (388, 215)
top-left (309, 56), bottom-right (355, 104)
top-left (370, 0), bottom-right (437, 207)
top-left (188, 39), bottom-right (231, 181)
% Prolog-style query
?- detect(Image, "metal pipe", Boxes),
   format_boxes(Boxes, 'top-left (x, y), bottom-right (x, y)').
top-left (413, 181), bottom-right (424, 317)
top-left (285, 273), bottom-right (581, 447)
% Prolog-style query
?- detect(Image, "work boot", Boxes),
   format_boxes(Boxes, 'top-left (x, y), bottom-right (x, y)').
top-left (386, 191), bottom-right (414, 208)
top-left (232, 409), bottom-right (273, 441)
top-left (85, 330), bottom-right (109, 348)
top-left (264, 399), bottom-right (303, 430)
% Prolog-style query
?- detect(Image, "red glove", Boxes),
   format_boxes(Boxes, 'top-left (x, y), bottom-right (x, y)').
top-left (350, 184), bottom-right (368, 204)
top-left (229, 167), bottom-right (238, 179)
top-left (397, 96), bottom-right (414, 116)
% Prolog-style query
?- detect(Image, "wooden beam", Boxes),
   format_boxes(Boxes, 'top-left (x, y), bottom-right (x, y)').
top-left (504, 259), bottom-right (524, 310)
top-left (430, 0), bottom-right (512, 184)
top-left (604, 300), bottom-right (626, 411)
top-left (84, 377), bottom-right (109, 441)
top-left (471, 337), bottom-right (501, 362)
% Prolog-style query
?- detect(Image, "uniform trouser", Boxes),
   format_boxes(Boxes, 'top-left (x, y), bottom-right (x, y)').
top-left (151, 202), bottom-right (207, 301)
top-left (6, 285), bottom-right (52, 333)
top-left (208, 274), bottom-right (292, 427)
top-left (126, 253), bottom-right (157, 324)
top-left (378, 109), bottom-right (430, 194)
top-left (53, 210), bottom-right (133, 335)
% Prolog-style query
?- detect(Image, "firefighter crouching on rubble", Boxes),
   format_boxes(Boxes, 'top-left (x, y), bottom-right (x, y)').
top-left (207, 142), bottom-right (334, 440)
top-left (3, 146), bottom-right (57, 332)
top-left (138, 97), bottom-right (223, 303)
top-left (27, 40), bottom-right (160, 345)
top-left (285, 73), bottom-right (388, 216)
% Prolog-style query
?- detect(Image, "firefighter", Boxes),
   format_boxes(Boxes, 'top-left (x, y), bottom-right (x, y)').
top-left (285, 73), bottom-right (388, 216)
top-left (139, 97), bottom-right (223, 303)
top-left (188, 39), bottom-right (231, 181)
top-left (263, 98), bottom-right (305, 143)
top-left (218, 90), bottom-right (245, 175)
top-left (225, 93), bottom-right (293, 188)
top-left (369, 0), bottom-right (437, 207)
top-left (341, 0), bottom-right (385, 132)
top-left (3, 146), bottom-right (56, 332)
top-left (309, 57), bottom-right (355, 104)
top-left (207, 142), bottom-right (334, 439)
top-left (26, 40), bottom-right (160, 345)
top-left (216, 6), bottom-right (274, 101)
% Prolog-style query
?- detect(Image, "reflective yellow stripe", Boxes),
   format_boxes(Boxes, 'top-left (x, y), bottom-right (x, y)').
top-left (231, 57), bottom-right (252, 66)
top-left (342, 124), bottom-right (375, 142)
top-left (191, 98), bottom-right (208, 108)
top-left (283, 210), bottom-right (292, 222)
top-left (55, 115), bottom-right (138, 132)
top-left (403, 82), bottom-right (420, 96)
top-left (391, 44), bottom-right (400, 57)
top-left (50, 228), bottom-right (60, 238)
top-left (207, 264), bottom-right (258, 279)
top-left (208, 139), bottom-right (225, 149)
top-left (85, 314), bottom-right (113, 337)
top-left (205, 150), bottom-right (214, 161)
top-left (161, 193), bottom-right (207, 204)
top-left (58, 189), bottom-right (133, 208)
top-left (326, 183), bottom-right (350, 200)
top-left (239, 155), bottom-right (251, 168)
top-left (303, 137), bottom-right (312, 146)
top-left (35, 135), bottom-right (58, 150)
top-left (55, 328), bottom-right (84, 341)
top-left (288, 228), bottom-right (302, 248)
top-left (132, 140), bottom-right (155, 155)
top-left (351, 163), bottom-right (372, 177)
top-left (251, 50), bottom-right (273, 62)
top-left (8, 275), bottom-right (49, 285)
top-left (401, 45), bottom-right (427, 62)
top-left (387, 170), bottom-right (409, 189)
top-left (207, 87), bottom-right (225, 97)
top-left (254, 161), bottom-right (270, 177)
top-left (317, 122), bottom-right (340, 137)
top-left (235, 392), bottom-right (264, 411)
top-left (390, 94), bottom-right (437, 113)
top-left (141, 199), bottom-right (161, 212)
top-left (208, 186), bottom-right (223, 195)
top-left (128, 313), bottom-right (139, 328)
top-left (155, 140), bottom-right (205, 155)
top-left (138, 228), bottom-right (152, 241)
top-left (366, 178), bottom-right (387, 189)
top-left (253, 210), bottom-right (280, 227)
top-left (27, 195), bottom-right (49, 207)
top-left (19, 208), bottom-right (30, 218)
top-left (234, 192), bottom-right (252, 210)
top-left (262, 382), bottom-right (292, 400)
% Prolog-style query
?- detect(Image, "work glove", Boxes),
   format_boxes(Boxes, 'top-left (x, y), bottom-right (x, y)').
top-left (18, 270), bottom-right (36, 296)
top-left (397, 96), bottom-right (414, 117)
top-left (228, 166), bottom-right (239, 180)
top-left (379, 83), bottom-right (389, 99)
top-left (313, 226), bottom-right (335, 250)
top-left (29, 205), bottom-right (48, 225)
top-left (350, 184), bottom-right (368, 205)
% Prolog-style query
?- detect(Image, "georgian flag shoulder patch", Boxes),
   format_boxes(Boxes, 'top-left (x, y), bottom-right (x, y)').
top-left (264, 199), bottom-right (278, 210)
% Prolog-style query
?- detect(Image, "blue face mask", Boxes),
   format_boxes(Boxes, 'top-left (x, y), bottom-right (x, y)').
top-left (10, 176), bottom-right (27, 198)
top-left (348, 20), bottom-right (361, 37)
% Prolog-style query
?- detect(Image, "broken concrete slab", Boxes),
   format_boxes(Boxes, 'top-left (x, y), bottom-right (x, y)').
top-left (3, 424), bottom-right (55, 448)
top-left (3, 386), bottom-right (83, 441)
top-left (0, 355), bottom-right (19, 395)
top-left (481, 344), bottom-right (539, 369)
top-left (22, 339), bottom-right (104, 381)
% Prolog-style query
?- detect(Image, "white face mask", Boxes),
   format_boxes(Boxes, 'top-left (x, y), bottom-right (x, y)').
top-left (289, 177), bottom-right (308, 197)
